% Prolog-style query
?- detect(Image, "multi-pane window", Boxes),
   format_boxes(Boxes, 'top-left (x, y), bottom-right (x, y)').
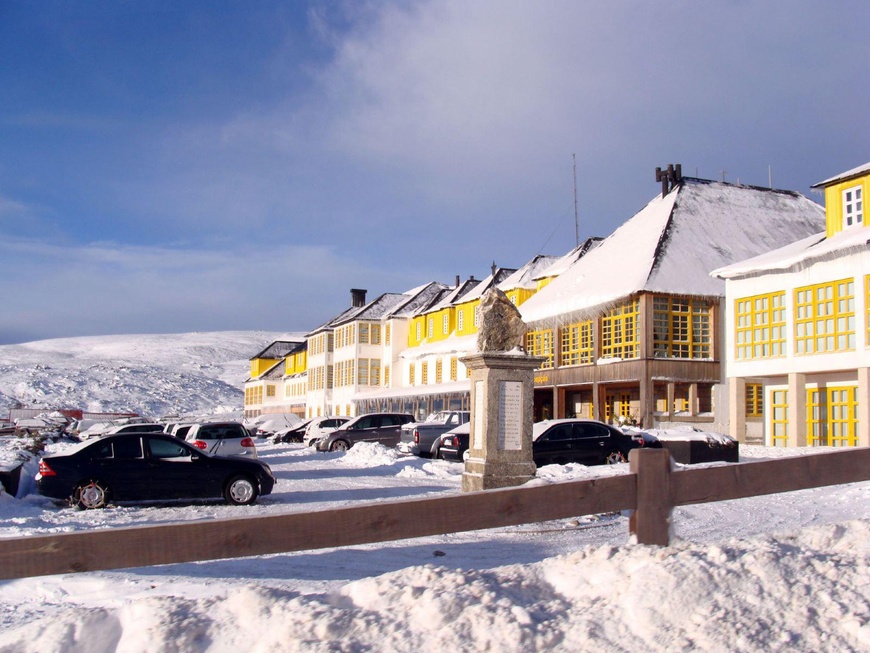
top-left (457, 310), bottom-right (464, 332)
top-left (358, 323), bottom-right (369, 344)
top-left (560, 321), bottom-right (594, 366)
top-left (443, 314), bottom-right (449, 335)
top-left (526, 329), bottom-right (554, 369)
top-left (266, 385), bottom-right (276, 397)
top-left (427, 318), bottom-right (434, 339)
top-left (450, 358), bottom-right (458, 381)
top-left (619, 393), bottom-right (632, 419)
top-left (794, 279), bottom-right (855, 354)
top-left (807, 386), bottom-right (858, 447)
top-left (770, 389), bottom-right (788, 447)
top-left (600, 299), bottom-right (639, 359)
top-left (409, 364), bottom-right (415, 386)
top-left (745, 383), bottom-right (763, 418)
top-left (842, 185), bottom-right (863, 228)
top-left (384, 365), bottom-right (391, 387)
top-left (370, 360), bottom-right (381, 386)
top-left (735, 292), bottom-right (786, 359)
top-left (371, 325), bottom-right (381, 345)
top-left (357, 359), bottom-right (368, 385)
top-left (435, 359), bottom-right (443, 384)
top-left (421, 361), bottom-right (429, 385)
top-left (385, 324), bottom-right (391, 345)
top-left (653, 296), bottom-right (711, 358)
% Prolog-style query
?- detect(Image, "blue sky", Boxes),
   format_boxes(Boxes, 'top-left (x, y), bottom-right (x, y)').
top-left (0, 0), bottom-right (867, 344)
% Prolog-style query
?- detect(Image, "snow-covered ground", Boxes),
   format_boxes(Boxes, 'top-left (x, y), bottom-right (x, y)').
top-left (0, 440), bottom-right (868, 652)
top-left (0, 332), bottom-right (867, 652)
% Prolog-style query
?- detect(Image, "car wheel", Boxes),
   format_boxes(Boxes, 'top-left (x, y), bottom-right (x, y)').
top-left (224, 475), bottom-right (259, 505)
top-left (73, 480), bottom-right (110, 509)
top-left (606, 451), bottom-right (627, 465)
top-left (330, 439), bottom-right (350, 452)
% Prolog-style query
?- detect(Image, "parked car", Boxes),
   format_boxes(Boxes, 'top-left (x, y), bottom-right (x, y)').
top-left (438, 422), bottom-right (470, 462)
top-left (103, 423), bottom-right (165, 436)
top-left (303, 416), bottom-right (351, 447)
top-left (315, 412), bottom-right (415, 452)
top-left (272, 419), bottom-right (312, 444)
top-left (438, 419), bottom-right (660, 466)
top-left (399, 410), bottom-right (471, 458)
top-left (36, 432), bottom-right (275, 509)
top-left (185, 422), bottom-right (258, 458)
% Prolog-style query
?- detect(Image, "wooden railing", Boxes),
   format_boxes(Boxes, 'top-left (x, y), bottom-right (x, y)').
top-left (1, 447), bottom-right (868, 581)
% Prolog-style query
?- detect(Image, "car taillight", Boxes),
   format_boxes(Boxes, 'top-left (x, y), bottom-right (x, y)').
top-left (192, 440), bottom-right (207, 450)
top-left (241, 437), bottom-right (255, 448)
top-left (38, 460), bottom-right (56, 476)
top-left (450, 436), bottom-right (459, 447)
top-left (413, 429), bottom-right (420, 445)
top-left (634, 436), bottom-right (645, 447)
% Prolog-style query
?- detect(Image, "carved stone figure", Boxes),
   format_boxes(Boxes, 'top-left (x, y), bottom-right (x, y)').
top-left (476, 288), bottom-right (527, 352)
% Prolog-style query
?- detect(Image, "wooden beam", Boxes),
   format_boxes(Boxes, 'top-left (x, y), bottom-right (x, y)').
top-left (629, 448), bottom-right (673, 546)
top-left (0, 474), bottom-right (636, 581)
top-left (671, 447), bottom-right (870, 505)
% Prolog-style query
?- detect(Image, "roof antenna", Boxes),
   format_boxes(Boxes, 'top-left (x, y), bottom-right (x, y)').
top-left (573, 153), bottom-right (579, 247)
top-left (768, 165), bottom-right (773, 188)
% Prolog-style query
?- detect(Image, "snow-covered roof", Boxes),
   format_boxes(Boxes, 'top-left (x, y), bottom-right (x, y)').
top-left (352, 379), bottom-right (471, 401)
top-left (532, 237), bottom-right (603, 281)
top-left (456, 267), bottom-right (516, 304)
top-left (712, 226), bottom-right (870, 279)
top-left (399, 334), bottom-right (478, 360)
top-left (333, 292), bottom-right (409, 325)
top-left (250, 339), bottom-right (305, 360)
top-left (427, 278), bottom-right (481, 313)
top-left (520, 178), bottom-right (826, 326)
top-left (497, 255), bottom-right (559, 291)
top-left (387, 282), bottom-right (451, 318)
top-left (811, 161), bottom-right (870, 188)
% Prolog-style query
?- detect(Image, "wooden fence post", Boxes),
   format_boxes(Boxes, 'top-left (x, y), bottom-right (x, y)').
top-left (629, 448), bottom-right (672, 545)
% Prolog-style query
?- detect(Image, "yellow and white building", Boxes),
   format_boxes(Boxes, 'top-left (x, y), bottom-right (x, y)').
top-left (714, 161), bottom-right (869, 446)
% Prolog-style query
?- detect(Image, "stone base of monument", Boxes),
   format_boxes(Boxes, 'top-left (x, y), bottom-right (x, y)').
top-left (461, 458), bottom-right (537, 492)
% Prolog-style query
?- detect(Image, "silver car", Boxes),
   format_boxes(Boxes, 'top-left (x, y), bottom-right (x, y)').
top-left (185, 422), bottom-right (257, 458)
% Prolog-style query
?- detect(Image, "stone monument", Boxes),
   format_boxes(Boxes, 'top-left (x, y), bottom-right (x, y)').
top-left (461, 288), bottom-right (542, 492)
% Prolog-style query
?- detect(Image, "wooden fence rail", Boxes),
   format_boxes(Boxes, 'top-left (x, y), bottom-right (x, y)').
top-left (1, 447), bottom-right (868, 581)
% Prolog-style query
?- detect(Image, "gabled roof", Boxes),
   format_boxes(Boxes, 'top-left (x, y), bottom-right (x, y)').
top-left (498, 254), bottom-right (559, 291)
top-left (712, 225), bottom-right (869, 279)
top-left (520, 178), bottom-right (826, 326)
top-left (456, 267), bottom-right (516, 304)
top-left (426, 278), bottom-right (482, 313)
top-left (532, 237), bottom-right (603, 281)
top-left (250, 339), bottom-right (305, 360)
top-left (388, 282), bottom-right (452, 318)
top-left (333, 292), bottom-right (409, 327)
top-left (811, 161), bottom-right (870, 188)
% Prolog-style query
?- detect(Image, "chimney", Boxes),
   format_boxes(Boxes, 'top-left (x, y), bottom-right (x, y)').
top-left (491, 261), bottom-right (497, 276)
top-left (455, 275), bottom-right (460, 287)
top-left (350, 288), bottom-right (367, 307)
top-left (655, 163), bottom-right (682, 197)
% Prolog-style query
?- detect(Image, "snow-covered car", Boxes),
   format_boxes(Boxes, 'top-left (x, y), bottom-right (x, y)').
top-left (303, 416), bottom-right (351, 447)
top-left (102, 423), bottom-right (165, 436)
top-left (185, 422), bottom-right (258, 458)
top-left (36, 432), bottom-right (275, 508)
top-left (272, 419), bottom-right (311, 443)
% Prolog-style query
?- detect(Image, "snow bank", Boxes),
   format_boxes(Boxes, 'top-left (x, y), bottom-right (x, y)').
top-left (1, 519), bottom-right (867, 652)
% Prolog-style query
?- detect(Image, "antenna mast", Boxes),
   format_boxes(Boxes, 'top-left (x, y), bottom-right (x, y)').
top-left (573, 153), bottom-right (579, 246)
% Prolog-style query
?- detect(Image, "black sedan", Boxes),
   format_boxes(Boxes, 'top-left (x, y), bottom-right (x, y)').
top-left (439, 419), bottom-right (660, 466)
top-left (36, 433), bottom-right (275, 509)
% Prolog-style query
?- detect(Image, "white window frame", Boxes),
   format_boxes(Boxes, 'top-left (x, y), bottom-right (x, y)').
top-left (843, 185), bottom-right (863, 229)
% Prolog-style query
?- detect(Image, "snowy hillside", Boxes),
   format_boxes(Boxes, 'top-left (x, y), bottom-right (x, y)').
top-left (0, 331), bottom-right (295, 419)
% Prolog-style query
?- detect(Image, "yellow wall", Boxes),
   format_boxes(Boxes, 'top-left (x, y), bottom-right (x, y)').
top-left (250, 358), bottom-right (280, 377)
top-left (456, 300), bottom-right (480, 336)
top-left (285, 349), bottom-right (307, 375)
top-left (825, 173), bottom-right (869, 238)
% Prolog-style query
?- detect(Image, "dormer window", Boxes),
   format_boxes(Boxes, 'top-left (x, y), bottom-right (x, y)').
top-left (843, 185), bottom-right (863, 229)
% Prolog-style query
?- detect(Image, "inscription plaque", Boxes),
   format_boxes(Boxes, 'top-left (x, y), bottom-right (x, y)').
top-left (498, 380), bottom-right (523, 450)
top-left (473, 380), bottom-right (484, 450)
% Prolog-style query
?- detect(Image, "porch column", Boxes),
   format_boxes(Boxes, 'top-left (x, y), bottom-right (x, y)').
top-left (639, 374), bottom-right (654, 429)
top-left (858, 367), bottom-right (870, 447)
top-left (666, 382), bottom-right (675, 420)
top-left (787, 373), bottom-right (807, 447)
top-left (688, 383), bottom-right (698, 417)
top-left (728, 377), bottom-right (747, 442)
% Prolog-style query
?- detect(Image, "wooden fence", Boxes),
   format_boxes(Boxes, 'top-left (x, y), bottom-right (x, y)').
top-left (1, 447), bottom-right (869, 581)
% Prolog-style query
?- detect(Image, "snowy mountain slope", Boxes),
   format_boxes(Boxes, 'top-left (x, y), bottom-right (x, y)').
top-left (0, 331), bottom-right (295, 418)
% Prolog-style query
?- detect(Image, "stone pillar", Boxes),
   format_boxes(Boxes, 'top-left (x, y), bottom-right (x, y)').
top-left (461, 352), bottom-right (543, 492)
